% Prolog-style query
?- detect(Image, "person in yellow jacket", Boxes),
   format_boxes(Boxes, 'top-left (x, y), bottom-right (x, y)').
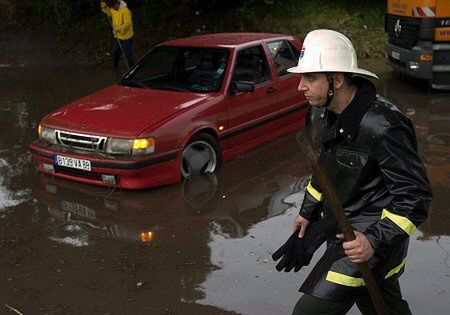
top-left (101, 0), bottom-right (134, 67)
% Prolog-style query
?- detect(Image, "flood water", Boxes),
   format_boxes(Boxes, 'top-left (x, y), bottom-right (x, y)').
top-left (0, 64), bottom-right (449, 314)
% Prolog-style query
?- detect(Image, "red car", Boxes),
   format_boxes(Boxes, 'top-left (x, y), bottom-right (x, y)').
top-left (30, 33), bottom-right (309, 189)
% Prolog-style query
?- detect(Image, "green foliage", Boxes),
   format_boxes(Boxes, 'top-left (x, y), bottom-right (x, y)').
top-left (10, 0), bottom-right (95, 28)
top-left (236, 0), bottom-right (386, 58)
top-left (9, 0), bottom-right (387, 60)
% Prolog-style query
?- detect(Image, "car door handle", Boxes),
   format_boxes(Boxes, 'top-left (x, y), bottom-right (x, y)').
top-left (266, 87), bottom-right (277, 94)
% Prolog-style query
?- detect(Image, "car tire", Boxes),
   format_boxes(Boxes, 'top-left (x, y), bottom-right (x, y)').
top-left (181, 133), bottom-right (222, 179)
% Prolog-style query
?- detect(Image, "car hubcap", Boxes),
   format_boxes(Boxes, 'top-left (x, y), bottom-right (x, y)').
top-left (182, 140), bottom-right (217, 178)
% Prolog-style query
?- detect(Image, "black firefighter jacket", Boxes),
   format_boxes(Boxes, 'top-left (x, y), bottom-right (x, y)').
top-left (298, 77), bottom-right (433, 302)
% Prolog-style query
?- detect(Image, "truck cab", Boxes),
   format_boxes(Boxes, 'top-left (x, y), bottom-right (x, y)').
top-left (385, 0), bottom-right (450, 89)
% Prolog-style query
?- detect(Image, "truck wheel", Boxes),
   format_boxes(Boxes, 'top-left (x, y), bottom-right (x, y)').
top-left (181, 133), bottom-right (222, 179)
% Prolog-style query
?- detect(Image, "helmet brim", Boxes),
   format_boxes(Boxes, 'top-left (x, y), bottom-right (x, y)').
top-left (287, 66), bottom-right (379, 79)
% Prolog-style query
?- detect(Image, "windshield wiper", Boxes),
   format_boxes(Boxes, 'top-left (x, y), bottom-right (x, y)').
top-left (162, 85), bottom-right (190, 92)
top-left (121, 79), bottom-right (149, 89)
top-left (150, 84), bottom-right (189, 92)
top-left (189, 85), bottom-right (217, 92)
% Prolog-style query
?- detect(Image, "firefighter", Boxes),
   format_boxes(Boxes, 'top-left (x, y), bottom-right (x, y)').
top-left (101, 0), bottom-right (134, 67)
top-left (285, 29), bottom-right (432, 314)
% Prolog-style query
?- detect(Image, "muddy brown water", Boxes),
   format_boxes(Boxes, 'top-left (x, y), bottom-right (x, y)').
top-left (0, 64), bottom-right (449, 314)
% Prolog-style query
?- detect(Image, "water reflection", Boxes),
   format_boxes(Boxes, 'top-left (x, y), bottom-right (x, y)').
top-left (1, 64), bottom-right (449, 314)
top-left (33, 135), bottom-right (310, 248)
top-left (27, 135), bottom-right (311, 313)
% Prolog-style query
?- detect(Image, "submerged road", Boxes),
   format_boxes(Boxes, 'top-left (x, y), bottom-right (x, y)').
top-left (0, 64), bottom-right (449, 314)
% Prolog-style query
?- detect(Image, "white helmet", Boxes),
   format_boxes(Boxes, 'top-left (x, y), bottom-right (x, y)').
top-left (288, 29), bottom-right (378, 79)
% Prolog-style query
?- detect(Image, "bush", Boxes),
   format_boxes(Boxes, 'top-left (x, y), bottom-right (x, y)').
top-left (10, 0), bottom-right (97, 29)
top-left (9, 0), bottom-right (386, 60)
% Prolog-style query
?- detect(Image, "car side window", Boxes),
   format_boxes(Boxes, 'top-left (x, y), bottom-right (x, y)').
top-left (267, 40), bottom-right (298, 78)
top-left (232, 45), bottom-right (272, 85)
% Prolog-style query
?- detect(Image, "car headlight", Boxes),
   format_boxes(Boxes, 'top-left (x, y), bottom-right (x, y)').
top-left (39, 125), bottom-right (57, 144)
top-left (105, 137), bottom-right (155, 155)
top-left (105, 138), bottom-right (133, 154)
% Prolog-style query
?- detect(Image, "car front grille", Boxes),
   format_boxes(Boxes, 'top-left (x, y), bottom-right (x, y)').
top-left (56, 130), bottom-right (107, 152)
top-left (386, 14), bottom-right (420, 50)
top-left (54, 165), bottom-right (104, 181)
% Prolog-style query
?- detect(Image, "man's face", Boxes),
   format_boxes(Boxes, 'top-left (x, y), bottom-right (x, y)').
top-left (298, 73), bottom-right (329, 107)
top-left (113, 2), bottom-right (120, 10)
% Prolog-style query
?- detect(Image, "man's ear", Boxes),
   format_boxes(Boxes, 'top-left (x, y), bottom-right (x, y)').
top-left (333, 73), bottom-right (345, 90)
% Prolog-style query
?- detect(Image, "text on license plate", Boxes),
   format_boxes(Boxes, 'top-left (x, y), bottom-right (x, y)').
top-left (60, 200), bottom-right (96, 219)
top-left (54, 155), bottom-right (91, 171)
top-left (391, 51), bottom-right (400, 60)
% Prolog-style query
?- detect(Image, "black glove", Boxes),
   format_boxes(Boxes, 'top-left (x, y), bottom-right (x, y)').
top-left (272, 228), bottom-right (299, 272)
top-left (272, 217), bottom-right (330, 272)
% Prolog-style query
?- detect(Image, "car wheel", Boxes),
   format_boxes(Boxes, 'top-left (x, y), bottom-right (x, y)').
top-left (181, 133), bottom-right (222, 179)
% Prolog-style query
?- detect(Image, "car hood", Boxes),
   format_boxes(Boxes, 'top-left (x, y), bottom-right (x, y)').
top-left (42, 85), bottom-right (212, 138)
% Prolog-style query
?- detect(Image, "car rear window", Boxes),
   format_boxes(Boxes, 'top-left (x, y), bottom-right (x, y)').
top-left (122, 46), bottom-right (230, 93)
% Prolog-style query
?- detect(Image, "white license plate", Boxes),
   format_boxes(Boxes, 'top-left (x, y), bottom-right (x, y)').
top-left (54, 155), bottom-right (91, 171)
top-left (60, 200), bottom-right (96, 219)
top-left (391, 51), bottom-right (400, 60)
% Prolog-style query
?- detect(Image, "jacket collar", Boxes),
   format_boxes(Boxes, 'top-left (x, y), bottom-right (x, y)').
top-left (322, 77), bottom-right (377, 143)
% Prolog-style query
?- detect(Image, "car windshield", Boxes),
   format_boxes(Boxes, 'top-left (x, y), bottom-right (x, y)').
top-left (121, 46), bottom-right (230, 93)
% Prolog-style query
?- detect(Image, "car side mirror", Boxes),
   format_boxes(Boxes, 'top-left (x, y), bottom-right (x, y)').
top-left (230, 81), bottom-right (255, 95)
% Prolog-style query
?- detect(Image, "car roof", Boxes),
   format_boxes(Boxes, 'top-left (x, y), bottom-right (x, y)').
top-left (161, 32), bottom-right (297, 48)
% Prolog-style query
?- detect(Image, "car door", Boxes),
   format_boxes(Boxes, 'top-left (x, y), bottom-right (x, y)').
top-left (266, 39), bottom-right (309, 127)
top-left (226, 44), bottom-right (280, 148)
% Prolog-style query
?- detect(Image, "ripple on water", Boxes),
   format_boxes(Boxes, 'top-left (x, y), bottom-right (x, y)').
top-left (48, 235), bottom-right (90, 247)
top-left (0, 158), bottom-right (31, 212)
top-left (0, 185), bottom-right (30, 212)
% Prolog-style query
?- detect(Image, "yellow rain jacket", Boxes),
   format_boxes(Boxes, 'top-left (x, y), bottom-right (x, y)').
top-left (101, 1), bottom-right (134, 40)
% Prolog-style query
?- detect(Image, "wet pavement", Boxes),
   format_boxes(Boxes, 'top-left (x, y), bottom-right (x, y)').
top-left (0, 63), bottom-right (449, 314)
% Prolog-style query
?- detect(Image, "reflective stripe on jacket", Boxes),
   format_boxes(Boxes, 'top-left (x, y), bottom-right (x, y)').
top-left (298, 77), bottom-right (432, 301)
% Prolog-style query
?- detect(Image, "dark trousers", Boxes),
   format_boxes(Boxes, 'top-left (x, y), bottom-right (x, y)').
top-left (292, 280), bottom-right (411, 315)
top-left (113, 38), bottom-right (134, 68)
